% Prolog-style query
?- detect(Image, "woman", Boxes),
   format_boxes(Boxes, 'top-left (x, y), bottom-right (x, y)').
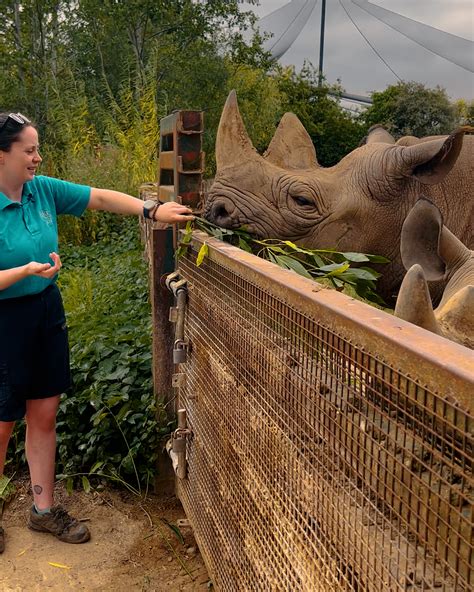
top-left (0, 112), bottom-right (193, 552)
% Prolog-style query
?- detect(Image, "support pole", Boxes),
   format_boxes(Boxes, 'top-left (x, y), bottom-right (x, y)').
top-left (318, 0), bottom-right (327, 86)
top-left (150, 110), bottom-right (204, 495)
top-left (150, 226), bottom-right (176, 496)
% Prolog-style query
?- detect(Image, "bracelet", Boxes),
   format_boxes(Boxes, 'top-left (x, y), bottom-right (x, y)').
top-left (151, 204), bottom-right (161, 221)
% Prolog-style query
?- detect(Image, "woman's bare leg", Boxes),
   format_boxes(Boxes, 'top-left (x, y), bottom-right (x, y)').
top-left (25, 396), bottom-right (60, 510)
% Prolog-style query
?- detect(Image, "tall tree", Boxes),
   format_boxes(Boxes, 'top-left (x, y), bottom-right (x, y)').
top-left (0, 0), bottom-right (71, 120)
top-left (363, 81), bottom-right (458, 137)
top-left (0, 0), bottom-right (266, 181)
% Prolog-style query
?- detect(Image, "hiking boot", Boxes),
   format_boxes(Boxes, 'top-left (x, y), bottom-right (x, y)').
top-left (28, 505), bottom-right (90, 544)
top-left (0, 526), bottom-right (4, 553)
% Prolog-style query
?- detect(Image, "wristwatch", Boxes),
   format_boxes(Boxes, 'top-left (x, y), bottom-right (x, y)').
top-left (143, 199), bottom-right (160, 220)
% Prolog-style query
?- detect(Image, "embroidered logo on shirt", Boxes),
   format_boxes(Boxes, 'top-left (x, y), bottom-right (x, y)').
top-left (40, 210), bottom-right (53, 225)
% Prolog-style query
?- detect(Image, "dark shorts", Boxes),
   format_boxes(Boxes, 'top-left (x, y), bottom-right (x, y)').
top-left (0, 284), bottom-right (71, 422)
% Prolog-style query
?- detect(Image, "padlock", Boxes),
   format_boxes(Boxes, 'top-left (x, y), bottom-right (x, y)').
top-left (172, 436), bottom-right (187, 453)
top-left (173, 339), bottom-right (188, 364)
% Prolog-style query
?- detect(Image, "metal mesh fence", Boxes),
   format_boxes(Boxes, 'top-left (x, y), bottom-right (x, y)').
top-left (175, 233), bottom-right (473, 591)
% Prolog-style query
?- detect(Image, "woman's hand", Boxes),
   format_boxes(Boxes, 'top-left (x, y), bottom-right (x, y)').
top-left (0, 253), bottom-right (62, 291)
top-left (26, 252), bottom-right (62, 279)
top-left (154, 202), bottom-right (194, 224)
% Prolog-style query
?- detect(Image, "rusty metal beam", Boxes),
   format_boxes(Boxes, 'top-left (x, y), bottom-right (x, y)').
top-left (158, 110), bottom-right (204, 207)
top-left (159, 151), bottom-right (174, 171)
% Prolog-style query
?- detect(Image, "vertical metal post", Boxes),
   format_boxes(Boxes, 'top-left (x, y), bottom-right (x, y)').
top-left (150, 228), bottom-right (175, 410)
top-left (158, 110), bottom-right (205, 248)
top-left (153, 109), bottom-right (204, 399)
top-left (150, 226), bottom-right (176, 495)
top-left (151, 110), bottom-right (204, 494)
top-left (318, 0), bottom-right (327, 86)
top-left (138, 184), bottom-right (175, 421)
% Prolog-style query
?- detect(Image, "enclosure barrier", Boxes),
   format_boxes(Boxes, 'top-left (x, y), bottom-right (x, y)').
top-left (170, 231), bottom-right (473, 592)
top-left (139, 109), bottom-right (204, 493)
top-left (139, 108), bottom-right (203, 409)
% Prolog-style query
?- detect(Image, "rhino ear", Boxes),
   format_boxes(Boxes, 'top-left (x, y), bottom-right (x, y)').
top-left (360, 124), bottom-right (396, 145)
top-left (400, 197), bottom-right (446, 281)
top-left (402, 126), bottom-right (473, 185)
top-left (394, 264), bottom-right (440, 335)
top-left (264, 113), bottom-right (319, 169)
top-left (216, 90), bottom-right (260, 169)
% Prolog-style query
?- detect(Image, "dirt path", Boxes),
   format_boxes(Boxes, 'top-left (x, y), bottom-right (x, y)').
top-left (1, 478), bottom-right (210, 591)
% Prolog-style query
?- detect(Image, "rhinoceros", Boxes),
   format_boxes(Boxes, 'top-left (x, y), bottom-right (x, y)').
top-left (394, 198), bottom-right (474, 349)
top-left (204, 91), bottom-right (473, 304)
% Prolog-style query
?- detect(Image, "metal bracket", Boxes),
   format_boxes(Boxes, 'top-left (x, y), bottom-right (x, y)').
top-left (165, 408), bottom-right (194, 480)
top-left (172, 373), bottom-right (187, 388)
top-left (172, 426), bottom-right (193, 445)
top-left (165, 271), bottom-right (188, 297)
top-left (171, 278), bottom-right (188, 297)
top-left (166, 269), bottom-right (190, 363)
top-left (165, 270), bottom-right (180, 291)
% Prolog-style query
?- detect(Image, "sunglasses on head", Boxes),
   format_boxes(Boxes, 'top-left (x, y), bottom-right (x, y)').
top-left (0, 112), bottom-right (31, 133)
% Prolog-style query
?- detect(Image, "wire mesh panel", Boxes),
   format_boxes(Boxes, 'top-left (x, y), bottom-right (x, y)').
top-left (175, 233), bottom-right (473, 592)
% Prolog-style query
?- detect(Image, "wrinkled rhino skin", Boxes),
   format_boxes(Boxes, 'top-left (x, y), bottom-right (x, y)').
top-left (204, 91), bottom-right (474, 304)
top-left (395, 198), bottom-right (474, 348)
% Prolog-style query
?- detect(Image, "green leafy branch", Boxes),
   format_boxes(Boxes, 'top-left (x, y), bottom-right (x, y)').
top-left (178, 217), bottom-right (389, 306)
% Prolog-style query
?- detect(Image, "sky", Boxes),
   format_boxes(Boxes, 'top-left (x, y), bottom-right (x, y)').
top-left (241, 0), bottom-right (474, 101)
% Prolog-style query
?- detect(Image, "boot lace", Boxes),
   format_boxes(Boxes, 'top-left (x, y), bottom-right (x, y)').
top-left (51, 506), bottom-right (77, 533)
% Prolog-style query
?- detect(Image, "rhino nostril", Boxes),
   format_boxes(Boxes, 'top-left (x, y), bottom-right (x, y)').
top-left (212, 201), bottom-right (232, 223)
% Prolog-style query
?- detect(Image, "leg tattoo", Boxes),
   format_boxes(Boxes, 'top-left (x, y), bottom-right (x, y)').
top-left (33, 485), bottom-right (43, 495)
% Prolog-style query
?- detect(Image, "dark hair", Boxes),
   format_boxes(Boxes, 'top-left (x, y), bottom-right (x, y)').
top-left (0, 112), bottom-right (35, 152)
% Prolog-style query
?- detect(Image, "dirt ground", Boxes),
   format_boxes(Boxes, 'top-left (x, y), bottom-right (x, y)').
top-left (1, 477), bottom-right (210, 592)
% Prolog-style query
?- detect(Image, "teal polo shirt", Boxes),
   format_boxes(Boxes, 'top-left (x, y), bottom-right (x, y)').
top-left (0, 175), bottom-right (91, 300)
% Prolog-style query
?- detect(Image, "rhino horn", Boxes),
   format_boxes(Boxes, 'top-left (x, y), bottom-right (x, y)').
top-left (216, 90), bottom-right (261, 170)
top-left (436, 285), bottom-right (474, 349)
top-left (264, 113), bottom-right (319, 169)
top-left (395, 264), bottom-right (441, 335)
top-left (400, 197), bottom-right (446, 281)
top-left (403, 125), bottom-right (474, 184)
top-left (360, 124), bottom-right (396, 145)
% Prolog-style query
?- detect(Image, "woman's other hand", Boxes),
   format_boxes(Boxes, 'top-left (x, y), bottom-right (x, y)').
top-left (0, 253), bottom-right (62, 291)
top-left (27, 252), bottom-right (62, 279)
top-left (155, 201), bottom-right (194, 224)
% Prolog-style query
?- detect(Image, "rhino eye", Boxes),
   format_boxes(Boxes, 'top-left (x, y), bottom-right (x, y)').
top-left (293, 195), bottom-right (313, 207)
